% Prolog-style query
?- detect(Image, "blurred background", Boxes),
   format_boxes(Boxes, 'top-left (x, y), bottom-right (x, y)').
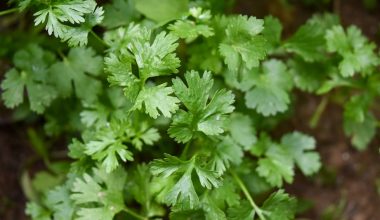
top-left (0, 0), bottom-right (380, 219)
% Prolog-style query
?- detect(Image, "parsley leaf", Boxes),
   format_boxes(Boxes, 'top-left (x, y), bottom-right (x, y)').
top-left (84, 127), bottom-right (134, 173)
top-left (134, 0), bottom-right (188, 24)
top-left (281, 132), bottom-right (321, 176)
top-left (46, 184), bottom-right (75, 220)
top-left (210, 136), bottom-right (244, 175)
top-left (25, 202), bottom-right (51, 220)
top-left (1, 44), bottom-right (57, 113)
top-left (343, 95), bottom-right (377, 150)
top-left (151, 154), bottom-right (221, 208)
top-left (252, 132), bottom-right (320, 187)
top-left (49, 47), bottom-right (103, 103)
top-left (284, 14), bottom-right (338, 61)
top-left (169, 20), bottom-right (214, 42)
top-left (262, 16), bottom-right (282, 50)
top-left (169, 71), bottom-right (235, 143)
top-left (244, 59), bottom-right (292, 116)
top-left (325, 25), bottom-right (379, 77)
top-left (261, 190), bottom-right (297, 220)
top-left (132, 84), bottom-right (180, 119)
top-left (219, 15), bottom-right (268, 71)
top-left (169, 8), bottom-right (214, 42)
top-left (256, 144), bottom-right (294, 187)
top-left (228, 201), bottom-right (255, 220)
top-left (71, 167), bottom-right (127, 220)
top-left (33, 0), bottom-right (103, 46)
top-left (102, 0), bottom-right (140, 29)
top-left (105, 27), bottom-right (181, 118)
top-left (228, 113), bottom-right (257, 150)
top-left (80, 118), bottom-right (160, 172)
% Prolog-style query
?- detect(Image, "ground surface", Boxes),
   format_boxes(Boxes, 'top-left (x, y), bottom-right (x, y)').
top-left (1, 0), bottom-right (380, 219)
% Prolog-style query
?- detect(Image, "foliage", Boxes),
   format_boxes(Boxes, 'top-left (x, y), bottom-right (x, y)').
top-left (1, 0), bottom-right (380, 219)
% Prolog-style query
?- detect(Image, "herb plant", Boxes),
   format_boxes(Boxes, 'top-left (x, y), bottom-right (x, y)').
top-left (0, 0), bottom-right (379, 219)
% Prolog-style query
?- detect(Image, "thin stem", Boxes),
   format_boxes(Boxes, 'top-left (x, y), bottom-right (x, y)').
top-left (309, 96), bottom-right (329, 128)
top-left (123, 207), bottom-right (147, 220)
top-left (0, 8), bottom-right (18, 16)
top-left (90, 30), bottom-right (108, 47)
top-left (230, 170), bottom-right (266, 220)
top-left (180, 140), bottom-right (192, 160)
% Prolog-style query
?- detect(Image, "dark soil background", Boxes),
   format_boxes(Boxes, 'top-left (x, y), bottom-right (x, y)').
top-left (1, 0), bottom-right (380, 219)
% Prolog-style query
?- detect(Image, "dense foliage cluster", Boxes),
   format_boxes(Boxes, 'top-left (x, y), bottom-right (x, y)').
top-left (1, 0), bottom-right (379, 219)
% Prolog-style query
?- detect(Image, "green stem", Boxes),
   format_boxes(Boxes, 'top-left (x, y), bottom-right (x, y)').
top-left (180, 140), bottom-right (192, 160)
top-left (230, 170), bottom-right (266, 220)
top-left (123, 207), bottom-right (147, 220)
top-left (309, 96), bottom-right (329, 128)
top-left (0, 8), bottom-right (18, 16)
top-left (90, 30), bottom-right (108, 47)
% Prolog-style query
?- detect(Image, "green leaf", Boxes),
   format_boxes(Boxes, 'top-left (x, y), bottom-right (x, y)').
top-left (26, 202), bottom-right (51, 220)
top-left (281, 132), bottom-right (321, 176)
top-left (325, 25), bottom-right (379, 77)
top-left (129, 122), bottom-right (161, 151)
top-left (102, 0), bottom-right (140, 29)
top-left (227, 201), bottom-right (255, 220)
top-left (169, 20), bottom-right (214, 42)
top-left (134, 0), bottom-right (188, 23)
top-left (33, 0), bottom-right (103, 46)
top-left (50, 47), bottom-right (103, 103)
top-left (218, 15), bottom-right (268, 71)
top-left (262, 16), bottom-right (282, 49)
top-left (169, 71), bottom-right (235, 143)
top-left (105, 53), bottom-right (141, 101)
top-left (201, 194), bottom-right (227, 220)
top-left (210, 136), bottom-right (243, 175)
top-left (63, 7), bottom-right (104, 47)
top-left (228, 113), bottom-right (257, 150)
top-left (132, 84), bottom-right (180, 119)
top-left (130, 165), bottom-right (165, 217)
top-left (209, 177), bottom-right (240, 208)
top-left (1, 44), bottom-right (57, 113)
top-left (253, 132), bottom-right (320, 187)
top-left (289, 58), bottom-right (327, 92)
top-left (261, 190), bottom-right (297, 220)
top-left (134, 31), bottom-right (180, 79)
top-left (256, 146), bottom-right (294, 187)
top-left (46, 184), bottom-right (75, 220)
top-left (219, 38), bottom-right (267, 72)
top-left (105, 27), bottom-right (181, 118)
top-left (343, 95), bottom-right (377, 150)
top-left (151, 154), bottom-right (221, 208)
top-left (284, 13), bottom-right (338, 61)
top-left (84, 127), bottom-right (134, 173)
top-left (1, 69), bottom-right (24, 108)
top-left (71, 167), bottom-right (127, 220)
top-left (244, 59), bottom-right (292, 116)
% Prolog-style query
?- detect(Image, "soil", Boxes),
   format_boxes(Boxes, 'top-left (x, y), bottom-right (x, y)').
top-left (0, 0), bottom-right (380, 220)
top-left (0, 117), bottom-right (31, 220)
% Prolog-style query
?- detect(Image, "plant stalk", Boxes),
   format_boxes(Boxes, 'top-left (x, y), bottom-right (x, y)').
top-left (180, 140), bottom-right (192, 160)
top-left (230, 170), bottom-right (266, 220)
top-left (0, 8), bottom-right (18, 16)
top-left (90, 30), bottom-right (108, 47)
top-left (123, 207), bottom-right (147, 220)
top-left (309, 96), bottom-right (329, 128)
